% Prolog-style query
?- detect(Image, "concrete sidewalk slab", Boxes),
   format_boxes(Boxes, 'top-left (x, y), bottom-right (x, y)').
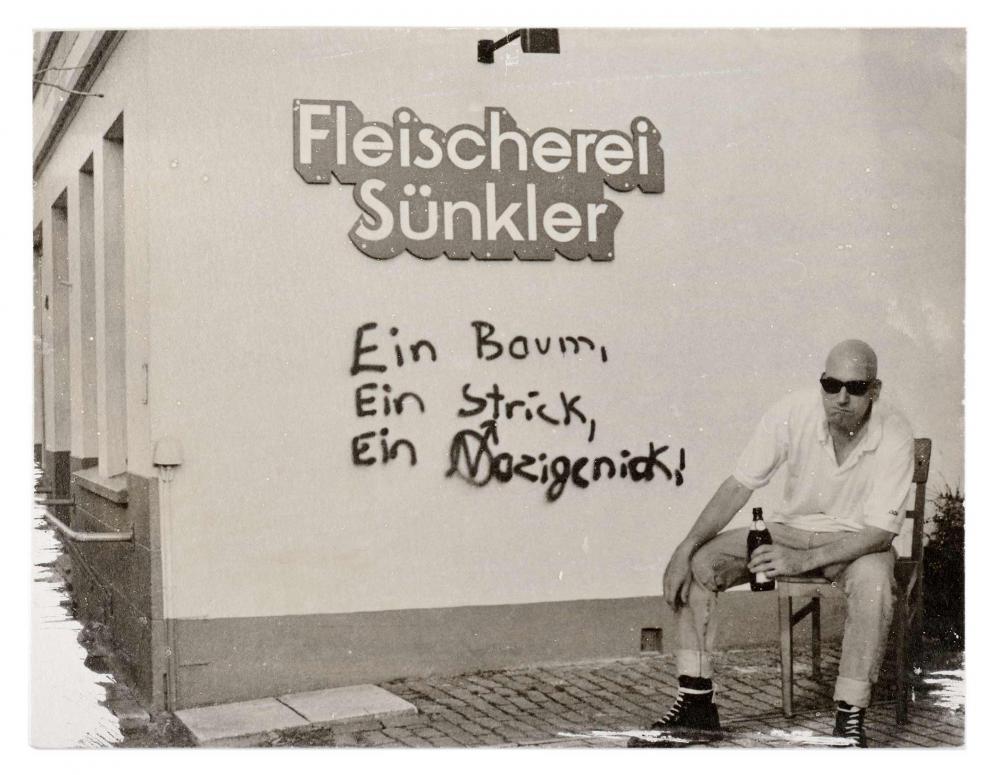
top-left (175, 698), bottom-right (308, 745)
top-left (279, 684), bottom-right (417, 724)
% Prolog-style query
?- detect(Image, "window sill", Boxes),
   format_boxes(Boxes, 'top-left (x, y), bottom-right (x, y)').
top-left (72, 466), bottom-right (129, 505)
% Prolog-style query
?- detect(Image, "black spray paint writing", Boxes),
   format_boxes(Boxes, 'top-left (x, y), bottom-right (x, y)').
top-left (351, 321), bottom-right (438, 375)
top-left (472, 320), bottom-right (609, 363)
top-left (459, 382), bottom-right (596, 442)
top-left (350, 321), bottom-right (439, 467)
top-left (446, 421), bottom-right (686, 503)
top-left (346, 319), bottom-right (688, 503)
top-left (352, 427), bottom-right (418, 466)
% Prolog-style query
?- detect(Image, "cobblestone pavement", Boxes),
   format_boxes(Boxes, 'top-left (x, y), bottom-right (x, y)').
top-left (264, 643), bottom-right (965, 749)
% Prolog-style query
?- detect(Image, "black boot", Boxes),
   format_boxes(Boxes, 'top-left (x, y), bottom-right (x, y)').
top-left (627, 676), bottom-right (722, 747)
top-left (832, 701), bottom-right (867, 747)
top-left (650, 676), bottom-right (722, 732)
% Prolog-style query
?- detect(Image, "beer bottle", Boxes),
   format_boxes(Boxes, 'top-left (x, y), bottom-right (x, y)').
top-left (747, 507), bottom-right (775, 592)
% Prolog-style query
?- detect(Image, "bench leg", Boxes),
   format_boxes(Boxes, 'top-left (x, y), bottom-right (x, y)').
top-left (779, 596), bottom-right (794, 717)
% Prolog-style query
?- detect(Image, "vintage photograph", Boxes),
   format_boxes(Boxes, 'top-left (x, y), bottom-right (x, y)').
top-left (30, 26), bottom-right (965, 748)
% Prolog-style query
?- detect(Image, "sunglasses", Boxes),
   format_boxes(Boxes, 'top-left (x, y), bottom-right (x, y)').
top-left (819, 374), bottom-right (873, 397)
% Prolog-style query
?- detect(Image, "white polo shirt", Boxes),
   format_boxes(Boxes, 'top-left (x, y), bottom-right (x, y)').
top-left (732, 388), bottom-right (915, 534)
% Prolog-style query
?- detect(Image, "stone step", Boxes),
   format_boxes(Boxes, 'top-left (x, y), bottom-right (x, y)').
top-left (175, 684), bottom-right (417, 746)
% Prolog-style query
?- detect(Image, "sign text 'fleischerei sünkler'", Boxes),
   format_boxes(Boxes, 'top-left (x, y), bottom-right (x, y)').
top-left (294, 101), bottom-right (665, 261)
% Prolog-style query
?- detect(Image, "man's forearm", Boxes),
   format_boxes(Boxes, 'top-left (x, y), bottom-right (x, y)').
top-left (800, 526), bottom-right (895, 572)
top-left (678, 476), bottom-right (753, 555)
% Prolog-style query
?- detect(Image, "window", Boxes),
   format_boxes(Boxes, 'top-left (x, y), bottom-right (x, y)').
top-left (73, 155), bottom-right (99, 464)
top-left (33, 225), bottom-right (44, 457)
top-left (96, 113), bottom-right (127, 477)
top-left (48, 190), bottom-right (71, 456)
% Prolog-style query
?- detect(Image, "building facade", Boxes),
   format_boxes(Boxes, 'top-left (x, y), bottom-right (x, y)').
top-left (33, 28), bottom-right (965, 711)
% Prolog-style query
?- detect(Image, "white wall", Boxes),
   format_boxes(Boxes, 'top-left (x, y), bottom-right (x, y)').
top-left (138, 28), bottom-right (963, 619)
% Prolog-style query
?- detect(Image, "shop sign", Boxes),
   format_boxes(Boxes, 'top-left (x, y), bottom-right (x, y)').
top-left (294, 100), bottom-right (664, 261)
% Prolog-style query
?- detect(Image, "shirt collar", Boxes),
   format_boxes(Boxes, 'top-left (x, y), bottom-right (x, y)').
top-left (815, 393), bottom-right (885, 453)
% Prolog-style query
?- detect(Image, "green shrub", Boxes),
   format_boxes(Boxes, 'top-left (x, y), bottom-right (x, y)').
top-left (921, 484), bottom-right (964, 648)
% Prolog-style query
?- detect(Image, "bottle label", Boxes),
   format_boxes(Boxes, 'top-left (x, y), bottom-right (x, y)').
top-left (755, 572), bottom-right (769, 583)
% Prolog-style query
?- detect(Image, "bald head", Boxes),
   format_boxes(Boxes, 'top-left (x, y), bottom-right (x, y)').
top-left (821, 340), bottom-right (881, 436)
top-left (825, 339), bottom-right (878, 381)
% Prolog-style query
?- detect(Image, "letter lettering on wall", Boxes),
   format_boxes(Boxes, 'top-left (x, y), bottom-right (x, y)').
top-left (294, 100), bottom-right (664, 262)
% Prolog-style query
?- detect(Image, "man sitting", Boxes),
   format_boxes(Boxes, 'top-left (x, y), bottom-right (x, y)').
top-left (655, 339), bottom-right (914, 747)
